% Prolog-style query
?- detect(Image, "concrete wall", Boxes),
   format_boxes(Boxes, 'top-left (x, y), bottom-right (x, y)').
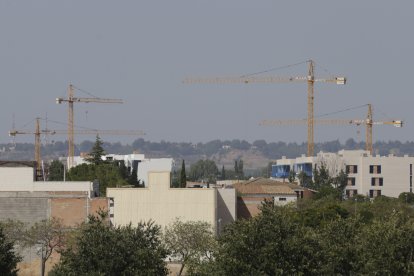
top-left (0, 167), bottom-right (34, 184)
top-left (107, 172), bottom-right (217, 230)
top-left (0, 194), bottom-right (49, 224)
top-left (137, 159), bottom-right (173, 187)
top-left (216, 188), bottom-right (236, 232)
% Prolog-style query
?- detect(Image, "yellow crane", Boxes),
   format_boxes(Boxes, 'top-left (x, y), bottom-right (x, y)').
top-left (8, 118), bottom-right (43, 179)
top-left (9, 118), bottom-right (145, 178)
top-left (183, 60), bottom-right (346, 157)
top-left (56, 84), bottom-right (123, 168)
top-left (260, 104), bottom-right (403, 155)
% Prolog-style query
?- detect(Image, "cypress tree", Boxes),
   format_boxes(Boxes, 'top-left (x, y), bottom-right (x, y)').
top-left (180, 160), bottom-right (187, 188)
top-left (84, 135), bottom-right (105, 165)
top-left (221, 165), bottom-right (226, 180)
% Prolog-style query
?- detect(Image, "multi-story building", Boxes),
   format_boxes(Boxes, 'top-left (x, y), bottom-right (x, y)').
top-left (272, 150), bottom-right (414, 198)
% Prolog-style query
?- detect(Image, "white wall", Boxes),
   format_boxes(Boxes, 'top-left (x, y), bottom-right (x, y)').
top-left (0, 167), bottom-right (34, 184)
top-left (107, 172), bottom-right (217, 231)
top-left (137, 159), bottom-right (173, 187)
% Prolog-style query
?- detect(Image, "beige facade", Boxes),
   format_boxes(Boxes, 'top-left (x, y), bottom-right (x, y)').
top-left (107, 172), bottom-right (236, 233)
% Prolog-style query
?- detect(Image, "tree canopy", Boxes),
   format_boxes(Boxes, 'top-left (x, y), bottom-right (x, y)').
top-left (163, 219), bottom-right (217, 276)
top-left (50, 213), bottom-right (168, 276)
top-left (0, 225), bottom-right (21, 276)
top-left (197, 197), bottom-right (414, 275)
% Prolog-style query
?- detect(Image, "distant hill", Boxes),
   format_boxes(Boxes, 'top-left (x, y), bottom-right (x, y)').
top-left (1, 138), bottom-right (414, 170)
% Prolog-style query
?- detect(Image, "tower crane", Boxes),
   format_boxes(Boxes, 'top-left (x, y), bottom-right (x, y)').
top-left (183, 60), bottom-right (346, 157)
top-left (260, 104), bottom-right (403, 155)
top-left (9, 118), bottom-right (145, 178)
top-left (56, 84), bottom-right (123, 168)
top-left (8, 118), bottom-right (43, 179)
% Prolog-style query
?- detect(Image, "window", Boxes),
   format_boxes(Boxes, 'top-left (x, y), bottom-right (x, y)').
top-left (370, 165), bottom-right (381, 174)
top-left (369, 189), bottom-right (381, 198)
top-left (371, 177), bottom-right (383, 186)
top-left (411, 164), bottom-right (413, 176)
top-left (346, 165), bottom-right (358, 174)
top-left (346, 189), bottom-right (358, 198)
top-left (347, 177), bottom-right (356, 186)
top-left (279, 197), bottom-right (287, 201)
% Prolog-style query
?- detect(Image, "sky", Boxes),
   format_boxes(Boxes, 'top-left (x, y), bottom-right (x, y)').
top-left (0, 1), bottom-right (413, 145)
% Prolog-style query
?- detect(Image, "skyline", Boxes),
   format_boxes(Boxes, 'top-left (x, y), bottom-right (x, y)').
top-left (1, 1), bottom-right (413, 145)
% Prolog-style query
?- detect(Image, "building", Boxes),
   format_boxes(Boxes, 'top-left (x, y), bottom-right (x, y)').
top-left (0, 161), bottom-right (108, 276)
top-left (233, 177), bottom-right (310, 219)
top-left (65, 153), bottom-right (174, 187)
top-left (272, 150), bottom-right (414, 198)
top-left (107, 171), bottom-right (236, 234)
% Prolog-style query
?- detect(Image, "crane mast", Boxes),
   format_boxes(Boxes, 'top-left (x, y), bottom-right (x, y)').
top-left (307, 61), bottom-right (315, 156)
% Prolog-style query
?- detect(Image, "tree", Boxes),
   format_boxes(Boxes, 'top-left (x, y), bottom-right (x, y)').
top-left (189, 160), bottom-right (218, 184)
top-left (221, 165), bottom-right (226, 180)
top-left (0, 226), bottom-right (21, 276)
top-left (288, 169), bottom-right (296, 183)
top-left (84, 135), bottom-right (105, 165)
top-left (163, 219), bottom-right (217, 276)
top-left (180, 160), bottom-right (187, 188)
top-left (51, 213), bottom-right (168, 276)
top-left (24, 218), bottom-right (66, 276)
top-left (399, 192), bottom-right (414, 204)
top-left (67, 163), bottom-right (128, 195)
top-left (48, 160), bottom-right (64, 181)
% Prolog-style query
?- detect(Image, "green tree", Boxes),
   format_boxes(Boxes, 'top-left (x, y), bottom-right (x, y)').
top-left (221, 165), bottom-right (226, 180)
top-left (163, 219), bottom-right (217, 276)
top-left (48, 160), bottom-right (64, 181)
top-left (84, 135), bottom-right (105, 165)
top-left (180, 160), bottom-right (187, 188)
top-left (189, 160), bottom-right (218, 184)
top-left (67, 163), bottom-right (128, 195)
top-left (399, 192), bottom-right (414, 204)
top-left (0, 226), bottom-right (21, 276)
top-left (50, 213), bottom-right (168, 276)
top-left (288, 169), bottom-right (296, 183)
top-left (24, 218), bottom-right (66, 276)
top-left (207, 205), bottom-right (324, 275)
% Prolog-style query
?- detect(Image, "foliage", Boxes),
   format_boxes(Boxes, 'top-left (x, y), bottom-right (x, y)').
top-left (83, 135), bottom-right (106, 165)
top-left (50, 213), bottom-right (168, 276)
top-left (288, 169), bottom-right (296, 183)
top-left (188, 159), bottom-right (218, 183)
top-left (180, 160), bottom-right (187, 188)
top-left (24, 218), bottom-right (66, 276)
top-left (200, 198), bottom-right (414, 275)
top-left (48, 160), bottom-right (64, 181)
top-left (67, 163), bottom-right (128, 195)
top-left (221, 165), bottom-right (226, 180)
top-left (234, 159), bottom-right (244, 180)
top-left (0, 226), bottom-right (21, 276)
top-left (311, 164), bottom-right (348, 200)
top-left (163, 219), bottom-right (217, 276)
top-left (399, 192), bottom-right (414, 204)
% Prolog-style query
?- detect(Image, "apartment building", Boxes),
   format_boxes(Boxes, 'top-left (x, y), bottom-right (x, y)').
top-left (272, 150), bottom-right (414, 198)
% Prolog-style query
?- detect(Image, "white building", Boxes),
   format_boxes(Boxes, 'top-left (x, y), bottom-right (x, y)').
top-left (65, 153), bottom-right (174, 187)
top-left (272, 150), bottom-right (414, 199)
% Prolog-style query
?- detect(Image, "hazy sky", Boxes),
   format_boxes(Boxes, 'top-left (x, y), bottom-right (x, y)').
top-left (1, 1), bottom-right (413, 145)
